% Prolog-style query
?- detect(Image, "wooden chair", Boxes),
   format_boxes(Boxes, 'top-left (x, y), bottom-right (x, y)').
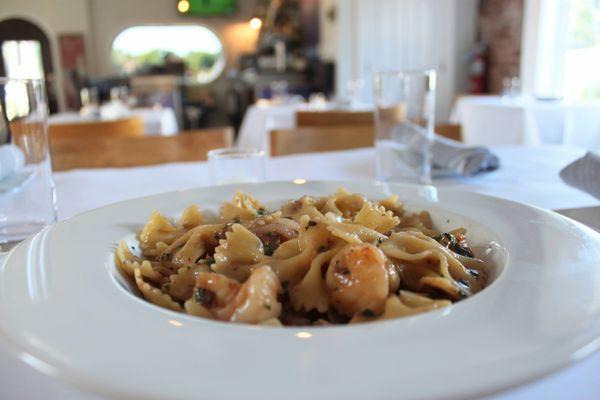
top-left (49, 116), bottom-right (145, 140)
top-left (270, 122), bottom-right (464, 157)
top-left (296, 110), bottom-right (462, 141)
top-left (51, 127), bottom-right (234, 171)
top-left (270, 126), bottom-right (374, 156)
top-left (434, 124), bottom-right (462, 141)
top-left (296, 110), bottom-right (374, 127)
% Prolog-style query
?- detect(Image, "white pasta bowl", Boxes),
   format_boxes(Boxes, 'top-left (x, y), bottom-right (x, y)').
top-left (0, 180), bottom-right (599, 400)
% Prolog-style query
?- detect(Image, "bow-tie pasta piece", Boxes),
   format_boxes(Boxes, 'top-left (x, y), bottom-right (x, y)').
top-left (213, 224), bottom-right (266, 281)
top-left (163, 264), bottom-right (210, 302)
top-left (280, 196), bottom-right (327, 222)
top-left (179, 205), bottom-right (204, 230)
top-left (159, 224), bottom-right (225, 270)
top-left (116, 241), bottom-right (166, 284)
top-left (289, 246), bottom-right (342, 313)
top-left (376, 195), bottom-right (405, 217)
top-left (353, 202), bottom-right (400, 233)
top-left (134, 268), bottom-right (182, 312)
top-left (351, 291), bottom-right (451, 323)
top-left (220, 191), bottom-right (266, 222)
top-left (325, 212), bottom-right (387, 245)
top-left (139, 211), bottom-right (180, 257)
top-left (322, 188), bottom-right (367, 218)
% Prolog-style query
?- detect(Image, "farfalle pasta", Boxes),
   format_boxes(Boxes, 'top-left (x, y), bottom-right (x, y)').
top-left (115, 190), bottom-right (490, 326)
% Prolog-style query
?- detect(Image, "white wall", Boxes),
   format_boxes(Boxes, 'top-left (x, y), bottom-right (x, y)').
top-left (0, 0), bottom-right (93, 111)
top-left (335, 0), bottom-right (478, 122)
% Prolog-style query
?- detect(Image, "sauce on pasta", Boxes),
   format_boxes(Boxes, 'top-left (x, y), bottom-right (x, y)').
top-left (115, 189), bottom-right (489, 326)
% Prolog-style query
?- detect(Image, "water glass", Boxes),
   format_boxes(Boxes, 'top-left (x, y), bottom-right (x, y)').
top-left (208, 147), bottom-right (266, 185)
top-left (373, 70), bottom-right (436, 184)
top-left (0, 78), bottom-right (57, 251)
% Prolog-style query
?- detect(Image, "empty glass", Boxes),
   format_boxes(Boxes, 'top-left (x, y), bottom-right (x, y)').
top-left (0, 78), bottom-right (57, 251)
top-left (208, 147), bottom-right (266, 185)
top-left (373, 70), bottom-right (436, 184)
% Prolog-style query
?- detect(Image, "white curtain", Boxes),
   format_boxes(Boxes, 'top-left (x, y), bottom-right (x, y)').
top-left (335, 0), bottom-right (474, 121)
top-left (521, 0), bottom-right (600, 101)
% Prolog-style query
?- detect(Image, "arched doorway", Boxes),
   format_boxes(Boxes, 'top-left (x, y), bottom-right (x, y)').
top-left (0, 18), bottom-right (59, 113)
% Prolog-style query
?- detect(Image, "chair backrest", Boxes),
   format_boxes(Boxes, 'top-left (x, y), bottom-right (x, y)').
top-left (270, 126), bottom-right (374, 156)
top-left (51, 127), bottom-right (234, 171)
top-left (296, 110), bottom-right (374, 127)
top-left (434, 124), bottom-right (462, 141)
top-left (296, 110), bottom-right (463, 142)
top-left (49, 116), bottom-right (145, 140)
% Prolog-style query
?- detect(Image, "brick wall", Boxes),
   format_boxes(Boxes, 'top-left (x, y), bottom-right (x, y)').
top-left (478, 0), bottom-right (524, 93)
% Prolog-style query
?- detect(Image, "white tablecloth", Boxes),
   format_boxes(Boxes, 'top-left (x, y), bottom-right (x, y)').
top-left (1, 145), bottom-right (599, 399)
top-left (237, 102), bottom-right (300, 153)
top-left (451, 95), bottom-right (600, 148)
top-left (237, 101), bottom-right (372, 154)
top-left (48, 106), bottom-right (178, 136)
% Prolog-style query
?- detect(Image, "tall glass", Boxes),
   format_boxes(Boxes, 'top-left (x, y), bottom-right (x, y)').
top-left (373, 70), bottom-right (436, 184)
top-left (0, 78), bottom-right (57, 251)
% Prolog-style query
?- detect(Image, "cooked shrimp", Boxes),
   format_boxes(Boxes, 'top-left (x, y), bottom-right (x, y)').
top-left (386, 258), bottom-right (401, 293)
top-left (325, 243), bottom-right (389, 317)
top-left (194, 272), bottom-right (241, 312)
top-left (194, 266), bottom-right (282, 323)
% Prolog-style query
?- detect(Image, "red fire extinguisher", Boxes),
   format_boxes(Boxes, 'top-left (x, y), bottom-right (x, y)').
top-left (468, 43), bottom-right (487, 94)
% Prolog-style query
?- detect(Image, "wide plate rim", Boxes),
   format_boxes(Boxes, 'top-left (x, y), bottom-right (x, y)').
top-left (0, 179), bottom-right (599, 400)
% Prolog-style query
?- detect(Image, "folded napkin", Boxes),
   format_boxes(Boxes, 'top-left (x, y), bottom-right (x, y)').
top-left (0, 144), bottom-right (25, 181)
top-left (432, 134), bottom-right (500, 176)
top-left (560, 151), bottom-right (600, 199)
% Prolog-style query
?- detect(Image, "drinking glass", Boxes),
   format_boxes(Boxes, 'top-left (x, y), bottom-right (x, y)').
top-left (373, 70), bottom-right (436, 184)
top-left (208, 147), bottom-right (266, 185)
top-left (0, 78), bottom-right (57, 251)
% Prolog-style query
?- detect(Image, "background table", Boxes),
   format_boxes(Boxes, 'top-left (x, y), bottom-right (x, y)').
top-left (48, 106), bottom-right (179, 136)
top-left (1, 145), bottom-right (599, 399)
top-left (240, 97), bottom-right (600, 151)
top-left (237, 100), bottom-right (372, 154)
top-left (451, 95), bottom-right (600, 148)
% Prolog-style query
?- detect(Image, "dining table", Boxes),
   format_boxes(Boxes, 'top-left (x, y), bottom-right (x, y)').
top-left (0, 144), bottom-right (598, 399)
top-left (239, 97), bottom-right (600, 151)
top-left (450, 95), bottom-right (600, 148)
top-left (48, 105), bottom-right (179, 136)
top-left (237, 100), bottom-right (372, 154)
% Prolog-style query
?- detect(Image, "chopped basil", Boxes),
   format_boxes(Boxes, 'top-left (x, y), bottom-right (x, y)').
top-left (361, 309), bottom-right (375, 317)
top-left (194, 287), bottom-right (215, 307)
top-left (264, 242), bottom-right (278, 256)
top-left (433, 233), bottom-right (474, 258)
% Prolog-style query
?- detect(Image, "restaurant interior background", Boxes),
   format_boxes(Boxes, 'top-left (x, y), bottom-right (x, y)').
top-left (1, 0), bottom-right (597, 144)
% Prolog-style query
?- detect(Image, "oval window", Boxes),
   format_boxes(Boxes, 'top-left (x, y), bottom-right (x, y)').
top-left (112, 25), bottom-right (225, 84)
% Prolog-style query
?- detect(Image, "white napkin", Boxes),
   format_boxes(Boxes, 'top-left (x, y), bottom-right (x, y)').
top-left (560, 151), bottom-right (600, 199)
top-left (0, 144), bottom-right (25, 181)
top-left (432, 134), bottom-right (500, 176)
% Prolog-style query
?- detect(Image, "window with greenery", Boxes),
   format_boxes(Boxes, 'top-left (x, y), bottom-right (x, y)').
top-left (112, 25), bottom-right (225, 83)
top-left (564, 0), bottom-right (600, 100)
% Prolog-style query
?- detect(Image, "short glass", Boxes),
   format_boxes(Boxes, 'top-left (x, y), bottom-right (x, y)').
top-left (0, 78), bottom-right (57, 251)
top-left (373, 70), bottom-right (436, 184)
top-left (208, 147), bottom-right (266, 185)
